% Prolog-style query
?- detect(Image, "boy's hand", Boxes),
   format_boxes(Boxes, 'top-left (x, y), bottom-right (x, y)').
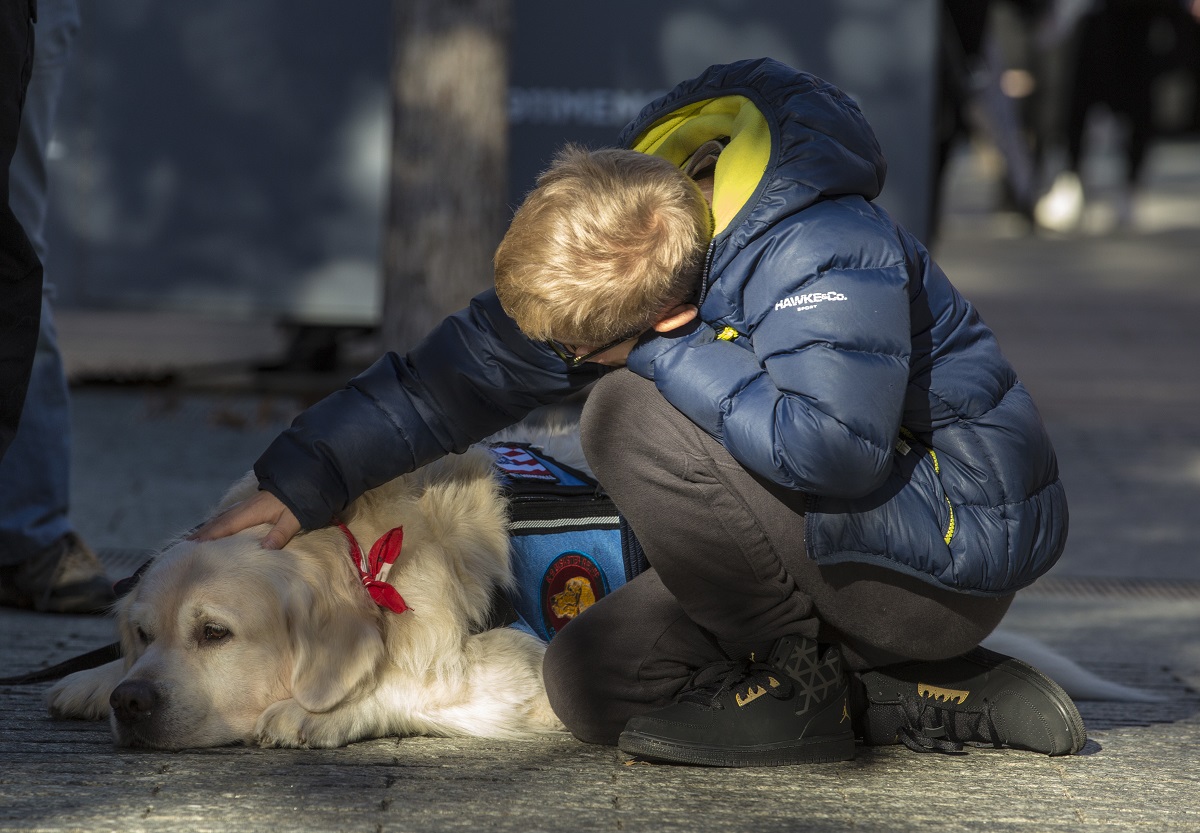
top-left (189, 490), bottom-right (302, 550)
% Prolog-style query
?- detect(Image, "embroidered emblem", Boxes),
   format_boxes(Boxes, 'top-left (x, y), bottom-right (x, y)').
top-left (736, 676), bottom-right (781, 707)
top-left (540, 551), bottom-right (608, 636)
top-left (918, 683), bottom-right (969, 704)
top-left (337, 524), bottom-right (409, 614)
top-left (490, 445), bottom-right (556, 481)
top-left (551, 576), bottom-right (595, 619)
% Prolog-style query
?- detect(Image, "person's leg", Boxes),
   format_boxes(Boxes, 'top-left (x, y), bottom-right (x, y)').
top-left (1064, 38), bottom-right (1094, 176)
top-left (1106, 7), bottom-right (1157, 226)
top-left (0, 0), bottom-right (110, 613)
top-left (545, 371), bottom-right (1010, 747)
top-left (8, 0), bottom-right (80, 267)
top-left (581, 370), bottom-right (817, 659)
top-left (0, 294), bottom-right (71, 564)
top-left (542, 566), bottom-right (725, 745)
top-left (809, 565), bottom-right (1010, 669)
top-left (546, 368), bottom-right (828, 749)
top-left (581, 369), bottom-right (1005, 665)
top-left (1035, 14), bottom-right (1099, 233)
top-left (0, 292), bottom-right (109, 612)
top-left (545, 370), bottom-right (1083, 760)
top-left (0, 0), bottom-right (80, 560)
top-left (0, 0), bottom-right (81, 561)
top-left (0, 0), bottom-right (39, 465)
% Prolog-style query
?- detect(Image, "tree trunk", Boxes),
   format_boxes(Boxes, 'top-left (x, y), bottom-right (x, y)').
top-left (381, 0), bottom-right (511, 353)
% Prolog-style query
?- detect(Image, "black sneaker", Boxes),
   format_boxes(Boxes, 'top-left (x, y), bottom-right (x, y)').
top-left (0, 533), bottom-right (116, 614)
top-left (618, 635), bottom-right (855, 767)
top-left (855, 646), bottom-right (1087, 756)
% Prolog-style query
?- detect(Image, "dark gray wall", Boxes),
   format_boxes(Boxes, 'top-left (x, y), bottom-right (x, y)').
top-left (45, 1), bottom-right (392, 322)
top-left (45, 1), bottom-right (935, 323)
top-left (510, 1), bottom-right (938, 237)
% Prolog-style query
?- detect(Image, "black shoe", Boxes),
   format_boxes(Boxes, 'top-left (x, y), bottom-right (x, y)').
top-left (0, 533), bottom-right (116, 614)
top-left (855, 646), bottom-right (1087, 756)
top-left (618, 635), bottom-right (855, 767)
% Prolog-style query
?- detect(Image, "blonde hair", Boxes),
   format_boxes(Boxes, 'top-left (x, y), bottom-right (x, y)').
top-left (494, 145), bottom-right (712, 345)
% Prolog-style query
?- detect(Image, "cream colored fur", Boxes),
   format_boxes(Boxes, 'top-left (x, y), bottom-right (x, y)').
top-left (46, 448), bottom-right (563, 749)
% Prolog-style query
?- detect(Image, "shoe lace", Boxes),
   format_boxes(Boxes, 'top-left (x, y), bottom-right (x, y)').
top-left (677, 658), bottom-right (794, 710)
top-left (896, 694), bottom-right (1002, 754)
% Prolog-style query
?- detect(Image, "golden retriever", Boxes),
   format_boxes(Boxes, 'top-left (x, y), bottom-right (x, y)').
top-left (46, 448), bottom-right (563, 749)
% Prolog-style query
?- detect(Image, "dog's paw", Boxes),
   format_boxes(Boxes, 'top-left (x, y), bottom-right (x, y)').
top-left (46, 661), bottom-right (125, 721)
top-left (255, 699), bottom-right (361, 749)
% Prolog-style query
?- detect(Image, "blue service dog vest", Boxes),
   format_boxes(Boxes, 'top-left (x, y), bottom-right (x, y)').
top-left (487, 443), bottom-right (646, 642)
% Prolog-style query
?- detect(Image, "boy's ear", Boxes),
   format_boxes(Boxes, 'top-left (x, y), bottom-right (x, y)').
top-left (651, 304), bottom-right (698, 334)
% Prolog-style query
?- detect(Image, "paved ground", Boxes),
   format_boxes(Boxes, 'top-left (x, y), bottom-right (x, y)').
top-left (3, 139), bottom-right (1200, 831)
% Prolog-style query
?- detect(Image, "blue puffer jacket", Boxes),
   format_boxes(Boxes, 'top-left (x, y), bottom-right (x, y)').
top-left (255, 58), bottom-right (1066, 596)
top-left (620, 58), bottom-right (1067, 594)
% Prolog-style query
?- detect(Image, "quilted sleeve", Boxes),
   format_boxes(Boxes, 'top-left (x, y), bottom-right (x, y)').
top-left (255, 290), bottom-right (599, 529)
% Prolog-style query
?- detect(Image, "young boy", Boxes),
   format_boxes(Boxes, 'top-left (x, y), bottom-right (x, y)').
top-left (196, 58), bottom-right (1083, 766)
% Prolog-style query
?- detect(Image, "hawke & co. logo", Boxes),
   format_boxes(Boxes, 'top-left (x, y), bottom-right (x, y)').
top-left (774, 291), bottom-right (848, 312)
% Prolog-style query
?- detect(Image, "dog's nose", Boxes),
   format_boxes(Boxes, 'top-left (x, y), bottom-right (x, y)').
top-left (110, 680), bottom-right (160, 723)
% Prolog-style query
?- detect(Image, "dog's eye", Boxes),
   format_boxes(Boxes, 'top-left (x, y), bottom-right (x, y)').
top-left (135, 626), bottom-right (152, 645)
top-left (202, 623), bottom-right (230, 643)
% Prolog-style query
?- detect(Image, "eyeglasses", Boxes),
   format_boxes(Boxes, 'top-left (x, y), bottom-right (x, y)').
top-left (546, 330), bottom-right (642, 367)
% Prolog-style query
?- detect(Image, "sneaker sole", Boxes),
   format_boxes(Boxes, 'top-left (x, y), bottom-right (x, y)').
top-left (618, 730), bottom-right (855, 768)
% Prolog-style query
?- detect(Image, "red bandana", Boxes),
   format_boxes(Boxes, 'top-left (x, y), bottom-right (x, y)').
top-left (336, 524), bottom-right (409, 614)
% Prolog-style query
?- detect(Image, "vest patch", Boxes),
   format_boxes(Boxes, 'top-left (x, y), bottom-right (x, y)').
top-left (540, 551), bottom-right (609, 637)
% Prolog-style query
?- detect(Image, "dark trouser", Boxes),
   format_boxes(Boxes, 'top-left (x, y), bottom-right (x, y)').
top-left (0, 0), bottom-right (42, 465)
top-left (543, 370), bottom-right (1012, 745)
top-left (1065, 7), bottom-right (1160, 185)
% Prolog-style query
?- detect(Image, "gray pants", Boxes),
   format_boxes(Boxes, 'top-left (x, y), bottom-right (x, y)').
top-left (542, 370), bottom-right (1012, 744)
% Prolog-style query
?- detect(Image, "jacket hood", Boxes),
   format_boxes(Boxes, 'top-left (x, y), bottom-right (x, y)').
top-left (618, 58), bottom-right (887, 242)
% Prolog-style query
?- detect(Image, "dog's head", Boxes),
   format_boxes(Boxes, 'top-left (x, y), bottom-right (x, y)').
top-left (106, 527), bottom-right (386, 749)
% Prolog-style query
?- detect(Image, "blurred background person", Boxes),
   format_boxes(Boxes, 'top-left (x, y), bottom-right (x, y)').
top-left (0, 0), bottom-right (115, 614)
top-left (1036, 0), bottom-right (1200, 232)
top-left (931, 0), bottom-right (1049, 246)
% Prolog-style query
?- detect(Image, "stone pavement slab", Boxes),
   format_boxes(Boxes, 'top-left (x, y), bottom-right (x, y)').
top-left (2, 596), bottom-right (1198, 833)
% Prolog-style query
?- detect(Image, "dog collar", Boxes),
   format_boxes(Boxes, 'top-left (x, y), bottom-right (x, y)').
top-left (336, 523), bottom-right (409, 614)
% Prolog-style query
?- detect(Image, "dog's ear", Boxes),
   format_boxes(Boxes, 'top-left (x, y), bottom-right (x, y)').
top-left (112, 572), bottom-right (146, 667)
top-left (286, 584), bottom-right (386, 713)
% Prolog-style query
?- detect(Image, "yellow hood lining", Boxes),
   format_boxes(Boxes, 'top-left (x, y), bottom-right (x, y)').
top-left (631, 95), bottom-right (771, 236)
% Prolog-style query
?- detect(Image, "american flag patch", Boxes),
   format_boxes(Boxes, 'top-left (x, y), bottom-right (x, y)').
top-left (491, 445), bottom-right (557, 481)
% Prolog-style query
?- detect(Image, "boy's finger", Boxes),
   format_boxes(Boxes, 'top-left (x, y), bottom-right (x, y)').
top-left (188, 506), bottom-right (246, 541)
top-left (261, 514), bottom-right (301, 551)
